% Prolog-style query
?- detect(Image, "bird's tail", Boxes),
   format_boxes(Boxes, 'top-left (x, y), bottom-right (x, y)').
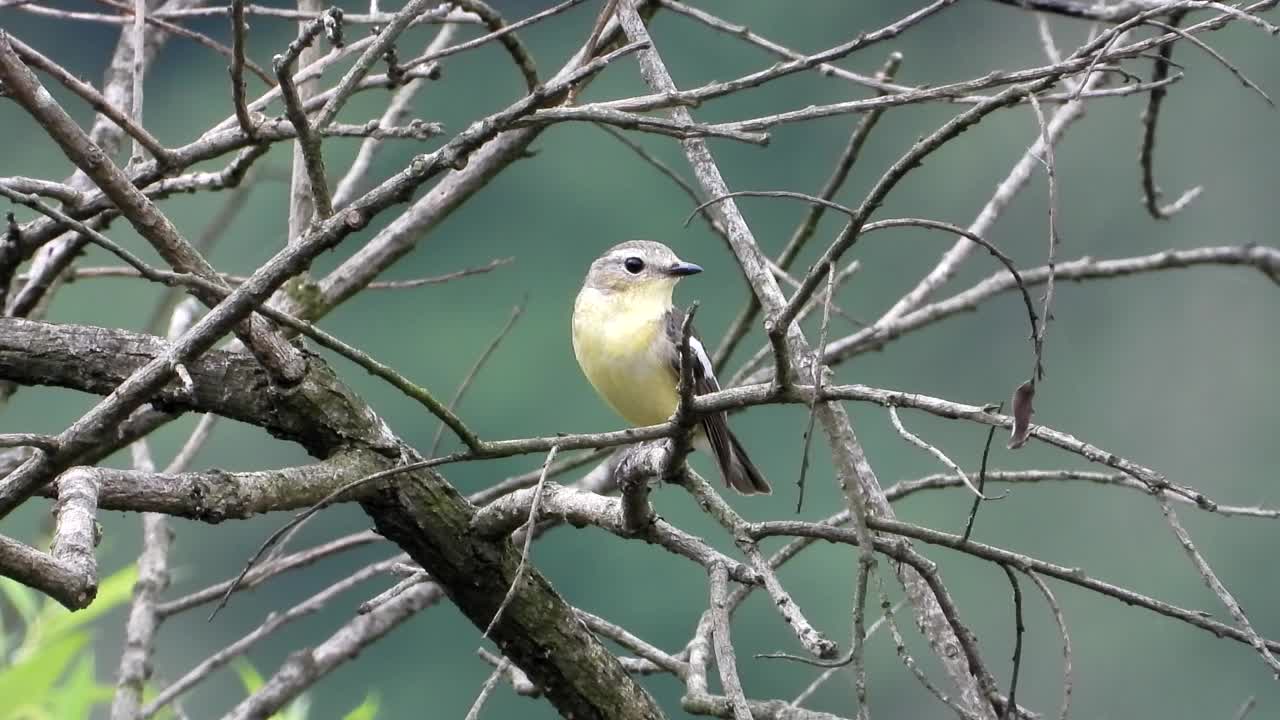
top-left (722, 431), bottom-right (771, 495)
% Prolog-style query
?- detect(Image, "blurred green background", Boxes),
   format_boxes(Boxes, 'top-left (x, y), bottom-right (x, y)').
top-left (2, 1), bottom-right (1278, 717)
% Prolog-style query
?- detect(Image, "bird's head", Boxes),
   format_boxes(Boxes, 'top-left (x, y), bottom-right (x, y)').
top-left (581, 240), bottom-right (703, 298)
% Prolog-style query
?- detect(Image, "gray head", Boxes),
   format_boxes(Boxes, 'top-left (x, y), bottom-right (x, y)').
top-left (581, 240), bottom-right (703, 293)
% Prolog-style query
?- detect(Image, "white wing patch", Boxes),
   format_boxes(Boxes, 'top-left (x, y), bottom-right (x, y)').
top-left (688, 335), bottom-right (720, 391)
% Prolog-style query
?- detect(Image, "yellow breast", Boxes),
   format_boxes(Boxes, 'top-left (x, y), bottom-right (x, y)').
top-left (572, 286), bottom-right (679, 427)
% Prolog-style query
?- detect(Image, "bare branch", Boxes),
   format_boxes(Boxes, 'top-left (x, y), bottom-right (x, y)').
top-left (1024, 569), bottom-right (1073, 720)
top-left (471, 480), bottom-right (760, 584)
top-left (157, 531), bottom-right (381, 618)
top-left (312, 0), bottom-right (439, 131)
top-left (483, 445), bottom-right (556, 637)
top-left (889, 469), bottom-right (1280, 519)
top-left (229, 0), bottom-right (258, 139)
top-left (874, 62), bottom-right (1107, 325)
top-left (872, 573), bottom-right (978, 719)
top-left (0, 36), bottom-right (307, 384)
top-left (5, 35), bottom-right (175, 166)
top-left (708, 562), bottom-right (752, 720)
top-left (218, 579), bottom-right (439, 717)
top-left (276, 6), bottom-right (340, 223)
top-left (677, 471), bottom-right (836, 659)
top-left (889, 406), bottom-right (993, 499)
top-left (962, 416), bottom-right (1001, 542)
top-left (713, 52), bottom-right (902, 370)
top-left (751, 519), bottom-right (1280, 656)
top-left (1157, 496), bottom-right (1280, 673)
top-left (823, 245), bottom-right (1280, 366)
top-left (0, 183), bottom-right (481, 453)
top-left (331, 22), bottom-right (458, 208)
top-left (153, 556), bottom-right (408, 719)
top-left (999, 566), bottom-right (1025, 720)
top-left (464, 658), bottom-right (509, 720)
top-left (110, 509), bottom-right (171, 720)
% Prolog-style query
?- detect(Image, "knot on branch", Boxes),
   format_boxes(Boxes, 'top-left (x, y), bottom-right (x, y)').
top-left (613, 440), bottom-right (669, 534)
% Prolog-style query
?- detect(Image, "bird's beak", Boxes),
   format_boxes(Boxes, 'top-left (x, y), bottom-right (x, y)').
top-left (668, 261), bottom-right (703, 277)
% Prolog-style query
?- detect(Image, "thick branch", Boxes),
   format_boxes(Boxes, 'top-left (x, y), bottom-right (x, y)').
top-left (0, 33), bottom-right (307, 384)
top-left (0, 466), bottom-right (99, 609)
top-left (40, 454), bottom-right (386, 522)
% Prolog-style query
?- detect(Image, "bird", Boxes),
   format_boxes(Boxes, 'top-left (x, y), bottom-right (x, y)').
top-left (571, 240), bottom-right (771, 495)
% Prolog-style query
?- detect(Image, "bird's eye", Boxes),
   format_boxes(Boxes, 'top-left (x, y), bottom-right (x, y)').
top-left (623, 257), bottom-right (645, 274)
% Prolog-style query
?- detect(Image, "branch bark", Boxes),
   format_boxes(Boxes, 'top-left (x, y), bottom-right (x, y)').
top-left (614, 3), bottom-right (995, 715)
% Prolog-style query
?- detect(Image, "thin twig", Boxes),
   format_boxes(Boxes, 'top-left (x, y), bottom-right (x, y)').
top-left (872, 55), bottom-right (1110, 327)
top-left (1234, 697), bottom-right (1258, 720)
top-left (678, 471), bottom-right (837, 659)
top-left (576, 609), bottom-right (689, 677)
top-left (483, 445), bottom-right (557, 637)
top-left (788, 605), bottom-right (898, 708)
top-left (59, 256), bottom-right (511, 293)
top-left (713, 51), bottom-right (902, 370)
top-left (73, 0), bottom-right (276, 83)
top-left (873, 573), bottom-right (977, 719)
top-left (143, 556), bottom-right (406, 718)
top-left (5, 36), bottom-right (176, 167)
top-left (332, 22), bottom-right (459, 208)
top-left (751, 517), bottom-right (1280, 657)
top-left (0, 183), bottom-right (483, 452)
top-left (463, 659), bottom-right (509, 720)
top-left (691, 195), bottom-right (1044, 384)
top-left (821, 245), bottom-right (1280, 368)
top-left (1144, 17), bottom-right (1274, 104)
top-left (358, 569), bottom-right (429, 615)
top-left (1157, 495), bottom-right (1280, 674)
top-left (230, 0), bottom-right (258, 139)
top-left (889, 406), bottom-right (995, 500)
top-left (1023, 569), bottom-right (1073, 720)
top-left (794, 263), bottom-right (834, 513)
top-left (366, 257), bottom-right (514, 288)
top-left (312, 0), bottom-right (438, 131)
top-left (1027, 93), bottom-right (1057, 384)
top-left (274, 8), bottom-right (341, 220)
top-left (164, 414), bottom-right (219, 475)
top-left (1137, 11), bottom-right (1203, 219)
top-left (430, 300), bottom-right (525, 455)
top-left (962, 409), bottom-right (1001, 542)
top-left (475, 648), bottom-right (540, 696)
top-left (161, 532), bottom-right (379, 616)
top-left (999, 566), bottom-right (1024, 720)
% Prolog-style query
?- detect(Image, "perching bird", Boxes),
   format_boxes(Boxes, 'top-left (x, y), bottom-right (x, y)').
top-left (571, 240), bottom-right (771, 495)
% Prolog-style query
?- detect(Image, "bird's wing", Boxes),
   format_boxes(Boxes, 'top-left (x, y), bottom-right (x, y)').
top-left (663, 306), bottom-right (733, 471)
top-left (662, 306), bottom-right (771, 494)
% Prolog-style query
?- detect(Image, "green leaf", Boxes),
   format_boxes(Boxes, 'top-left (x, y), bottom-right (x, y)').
top-left (0, 631), bottom-right (88, 718)
top-left (47, 653), bottom-right (113, 720)
top-left (4, 705), bottom-right (53, 720)
top-left (142, 682), bottom-right (178, 720)
top-left (233, 659), bottom-right (314, 720)
top-left (35, 565), bottom-right (138, 645)
top-left (280, 694), bottom-right (311, 720)
top-left (342, 691), bottom-right (380, 720)
top-left (232, 658), bottom-right (265, 695)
